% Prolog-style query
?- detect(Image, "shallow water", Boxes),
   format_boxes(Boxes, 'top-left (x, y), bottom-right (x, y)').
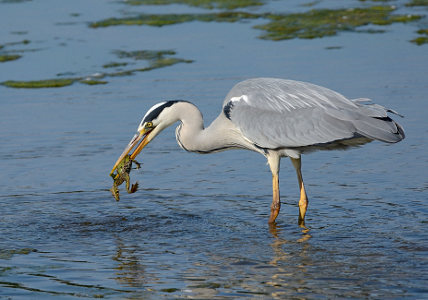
top-left (1, 0), bottom-right (427, 299)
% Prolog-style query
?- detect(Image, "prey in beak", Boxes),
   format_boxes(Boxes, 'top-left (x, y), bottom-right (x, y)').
top-left (108, 100), bottom-right (176, 200)
top-left (109, 123), bottom-right (155, 201)
top-left (110, 125), bottom-right (154, 177)
top-left (109, 155), bottom-right (140, 201)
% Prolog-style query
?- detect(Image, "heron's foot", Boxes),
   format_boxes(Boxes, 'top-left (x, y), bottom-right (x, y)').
top-left (298, 215), bottom-right (305, 227)
top-left (268, 202), bottom-right (281, 224)
top-left (268, 222), bottom-right (279, 236)
top-left (298, 198), bottom-right (308, 226)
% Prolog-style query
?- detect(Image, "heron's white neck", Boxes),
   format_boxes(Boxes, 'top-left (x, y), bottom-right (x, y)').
top-left (171, 101), bottom-right (245, 153)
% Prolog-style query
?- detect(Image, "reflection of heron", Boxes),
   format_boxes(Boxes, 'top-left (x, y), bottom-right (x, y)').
top-left (268, 224), bottom-right (312, 299)
top-left (111, 78), bottom-right (405, 224)
top-left (113, 238), bottom-right (148, 288)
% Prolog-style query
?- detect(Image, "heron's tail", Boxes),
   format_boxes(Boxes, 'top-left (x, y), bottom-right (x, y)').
top-left (351, 99), bottom-right (405, 143)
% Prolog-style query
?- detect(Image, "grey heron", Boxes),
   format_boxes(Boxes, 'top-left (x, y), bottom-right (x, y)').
top-left (111, 78), bottom-right (405, 225)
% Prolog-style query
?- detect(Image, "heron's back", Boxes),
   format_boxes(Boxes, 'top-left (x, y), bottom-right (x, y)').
top-left (222, 78), bottom-right (404, 150)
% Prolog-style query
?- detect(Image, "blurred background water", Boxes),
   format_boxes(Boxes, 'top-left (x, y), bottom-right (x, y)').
top-left (0, 0), bottom-right (427, 299)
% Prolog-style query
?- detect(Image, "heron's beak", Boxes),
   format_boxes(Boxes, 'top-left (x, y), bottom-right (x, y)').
top-left (110, 127), bottom-right (153, 176)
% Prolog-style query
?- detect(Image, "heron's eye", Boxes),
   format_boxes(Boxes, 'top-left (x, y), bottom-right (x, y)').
top-left (146, 122), bottom-right (153, 128)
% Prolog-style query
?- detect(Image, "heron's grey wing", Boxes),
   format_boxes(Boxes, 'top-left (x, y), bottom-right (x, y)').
top-left (227, 102), bottom-right (359, 148)
top-left (222, 78), bottom-right (404, 148)
top-left (223, 78), bottom-right (360, 112)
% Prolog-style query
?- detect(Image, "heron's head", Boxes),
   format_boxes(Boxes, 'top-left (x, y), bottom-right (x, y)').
top-left (110, 101), bottom-right (180, 175)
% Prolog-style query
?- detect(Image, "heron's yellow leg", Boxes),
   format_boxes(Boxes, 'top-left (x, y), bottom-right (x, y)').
top-left (269, 172), bottom-right (281, 224)
top-left (298, 178), bottom-right (308, 226)
top-left (267, 153), bottom-right (281, 224)
top-left (290, 157), bottom-right (308, 225)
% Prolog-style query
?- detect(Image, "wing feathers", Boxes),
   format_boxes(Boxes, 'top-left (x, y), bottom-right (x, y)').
top-left (223, 78), bottom-right (405, 149)
top-left (353, 116), bottom-right (405, 143)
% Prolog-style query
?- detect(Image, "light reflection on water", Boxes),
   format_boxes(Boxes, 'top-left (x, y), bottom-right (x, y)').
top-left (1, 183), bottom-right (427, 299)
top-left (1, 0), bottom-right (428, 299)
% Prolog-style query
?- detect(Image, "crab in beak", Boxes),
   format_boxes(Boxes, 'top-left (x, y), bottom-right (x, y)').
top-left (110, 125), bottom-right (154, 176)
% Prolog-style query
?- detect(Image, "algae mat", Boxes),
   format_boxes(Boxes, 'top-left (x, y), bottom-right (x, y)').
top-left (1, 49), bottom-right (192, 88)
top-left (1, 0), bottom-right (426, 88)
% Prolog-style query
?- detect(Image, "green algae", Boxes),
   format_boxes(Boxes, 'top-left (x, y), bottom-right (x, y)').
top-left (124, 0), bottom-right (263, 9)
top-left (0, 39), bottom-right (30, 49)
top-left (108, 49), bottom-right (193, 76)
top-left (114, 49), bottom-right (176, 60)
top-left (10, 30), bottom-right (28, 35)
top-left (411, 36), bottom-right (428, 44)
top-left (89, 6), bottom-right (421, 42)
top-left (411, 28), bottom-right (428, 45)
top-left (0, 54), bottom-right (21, 62)
top-left (1, 49), bottom-right (192, 88)
top-left (0, 248), bottom-right (37, 260)
top-left (90, 14), bottom-right (194, 28)
top-left (406, 0), bottom-right (428, 6)
top-left (2, 78), bottom-right (75, 88)
top-left (103, 62), bottom-right (129, 68)
top-left (149, 57), bottom-right (189, 69)
top-left (79, 79), bottom-right (108, 85)
top-left (109, 49), bottom-right (193, 73)
top-left (4, 39), bottom-right (30, 46)
top-left (417, 28), bottom-right (428, 34)
top-left (255, 6), bottom-right (422, 40)
top-left (3, 4), bottom-right (425, 89)
top-left (0, 39), bottom-right (30, 62)
top-left (0, 45), bottom-right (191, 89)
top-left (89, 12), bottom-right (260, 28)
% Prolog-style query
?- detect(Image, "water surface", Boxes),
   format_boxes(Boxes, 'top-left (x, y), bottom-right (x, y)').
top-left (1, 0), bottom-right (427, 298)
